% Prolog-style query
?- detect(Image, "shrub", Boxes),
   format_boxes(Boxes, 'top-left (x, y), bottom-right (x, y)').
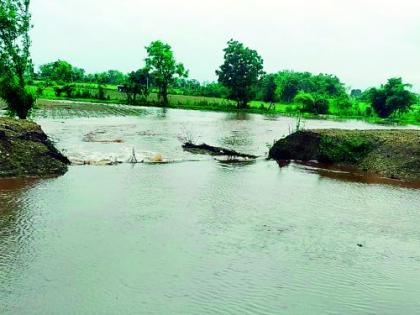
top-left (295, 92), bottom-right (329, 114)
top-left (53, 86), bottom-right (63, 97)
top-left (365, 107), bottom-right (373, 117)
top-left (336, 97), bottom-right (353, 112)
top-left (36, 86), bottom-right (45, 97)
top-left (294, 92), bottom-right (314, 109)
top-left (367, 78), bottom-right (416, 118)
top-left (313, 97), bottom-right (329, 114)
top-left (62, 84), bottom-right (75, 98)
top-left (97, 85), bottom-right (106, 100)
top-left (0, 79), bottom-right (35, 119)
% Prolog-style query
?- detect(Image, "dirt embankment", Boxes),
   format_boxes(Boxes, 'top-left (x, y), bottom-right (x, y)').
top-left (0, 118), bottom-right (70, 178)
top-left (269, 129), bottom-right (420, 182)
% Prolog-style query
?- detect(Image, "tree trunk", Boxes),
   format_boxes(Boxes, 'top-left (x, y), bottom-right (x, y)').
top-left (17, 107), bottom-right (29, 120)
top-left (160, 85), bottom-right (169, 106)
top-left (237, 99), bottom-right (248, 109)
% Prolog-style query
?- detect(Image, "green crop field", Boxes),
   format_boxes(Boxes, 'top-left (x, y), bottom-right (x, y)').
top-left (20, 82), bottom-right (420, 125)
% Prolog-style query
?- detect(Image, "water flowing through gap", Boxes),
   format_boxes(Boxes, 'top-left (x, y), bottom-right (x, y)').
top-left (0, 107), bottom-right (419, 314)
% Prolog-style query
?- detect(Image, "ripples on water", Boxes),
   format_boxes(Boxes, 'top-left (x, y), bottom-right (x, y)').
top-left (0, 106), bottom-right (419, 314)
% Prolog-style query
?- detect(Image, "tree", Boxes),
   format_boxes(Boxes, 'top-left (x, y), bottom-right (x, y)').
top-left (216, 40), bottom-right (264, 108)
top-left (72, 67), bottom-right (85, 82)
top-left (350, 89), bottom-right (362, 99)
top-left (0, 0), bottom-right (34, 119)
top-left (274, 71), bottom-right (346, 103)
top-left (280, 77), bottom-right (300, 103)
top-left (200, 82), bottom-right (229, 98)
top-left (144, 40), bottom-right (188, 105)
top-left (367, 78), bottom-right (416, 118)
top-left (39, 60), bottom-right (74, 83)
top-left (294, 92), bottom-right (329, 114)
top-left (261, 74), bottom-right (277, 104)
top-left (103, 70), bottom-right (126, 85)
top-left (125, 68), bottom-right (150, 104)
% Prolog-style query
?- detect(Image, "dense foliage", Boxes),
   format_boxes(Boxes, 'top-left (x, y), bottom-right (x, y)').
top-left (144, 40), bottom-right (188, 105)
top-left (13, 29), bottom-right (416, 123)
top-left (216, 40), bottom-right (264, 108)
top-left (38, 60), bottom-right (126, 85)
top-left (39, 60), bottom-right (81, 83)
top-left (0, 0), bottom-right (34, 119)
top-left (125, 68), bottom-right (150, 103)
top-left (366, 78), bottom-right (416, 118)
top-left (270, 71), bottom-right (347, 103)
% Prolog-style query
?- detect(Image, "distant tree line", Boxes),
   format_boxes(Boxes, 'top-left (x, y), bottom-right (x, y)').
top-left (36, 60), bottom-right (127, 85)
top-left (1, 0), bottom-right (417, 120)
top-left (33, 40), bottom-right (417, 118)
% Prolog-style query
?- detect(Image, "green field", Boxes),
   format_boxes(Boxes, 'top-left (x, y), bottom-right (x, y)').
top-left (22, 82), bottom-right (420, 125)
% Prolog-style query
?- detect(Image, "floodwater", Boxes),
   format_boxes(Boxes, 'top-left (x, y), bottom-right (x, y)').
top-left (1, 105), bottom-right (420, 314)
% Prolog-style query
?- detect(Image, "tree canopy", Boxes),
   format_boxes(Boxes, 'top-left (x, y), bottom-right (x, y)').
top-left (216, 39), bottom-right (264, 108)
top-left (125, 68), bottom-right (150, 104)
top-left (0, 0), bottom-right (34, 119)
top-left (39, 60), bottom-right (75, 83)
top-left (145, 40), bottom-right (188, 105)
top-left (367, 78), bottom-right (416, 118)
top-left (273, 71), bottom-right (347, 103)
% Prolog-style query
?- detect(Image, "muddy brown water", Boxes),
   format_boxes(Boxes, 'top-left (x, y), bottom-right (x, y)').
top-left (1, 105), bottom-right (420, 314)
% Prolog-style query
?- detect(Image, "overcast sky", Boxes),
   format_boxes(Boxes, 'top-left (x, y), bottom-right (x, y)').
top-left (31, 0), bottom-right (420, 91)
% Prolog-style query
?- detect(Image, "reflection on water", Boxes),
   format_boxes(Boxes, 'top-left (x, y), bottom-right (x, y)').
top-left (224, 112), bottom-right (253, 121)
top-left (0, 107), bottom-right (419, 314)
top-left (0, 178), bottom-right (40, 313)
top-left (295, 162), bottom-right (420, 189)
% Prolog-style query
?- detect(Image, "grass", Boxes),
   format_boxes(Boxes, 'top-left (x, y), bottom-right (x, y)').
top-left (269, 129), bottom-right (420, 182)
top-left (17, 82), bottom-right (420, 125)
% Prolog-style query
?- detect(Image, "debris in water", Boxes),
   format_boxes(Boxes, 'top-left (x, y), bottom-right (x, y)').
top-left (151, 153), bottom-right (163, 162)
top-left (128, 148), bottom-right (139, 163)
top-left (182, 142), bottom-right (258, 159)
top-left (83, 130), bottom-right (124, 143)
top-left (214, 156), bottom-right (256, 164)
top-left (72, 159), bottom-right (121, 166)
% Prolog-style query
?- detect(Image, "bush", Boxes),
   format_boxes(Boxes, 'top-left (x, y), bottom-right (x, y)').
top-left (367, 78), bottom-right (416, 118)
top-left (335, 97), bottom-right (353, 112)
top-left (53, 86), bottom-right (63, 97)
top-left (97, 85), bottom-right (106, 100)
top-left (62, 84), bottom-right (74, 98)
top-left (313, 97), bottom-right (329, 114)
top-left (295, 92), bottom-right (329, 114)
top-left (0, 80), bottom-right (35, 119)
top-left (53, 84), bottom-right (75, 98)
top-left (36, 86), bottom-right (45, 97)
top-left (294, 92), bottom-right (314, 109)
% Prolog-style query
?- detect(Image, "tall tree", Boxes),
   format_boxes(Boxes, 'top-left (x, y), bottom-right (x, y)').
top-left (144, 40), bottom-right (188, 105)
top-left (0, 0), bottom-right (34, 119)
top-left (216, 40), bottom-right (264, 108)
top-left (125, 68), bottom-right (150, 104)
top-left (261, 74), bottom-right (277, 104)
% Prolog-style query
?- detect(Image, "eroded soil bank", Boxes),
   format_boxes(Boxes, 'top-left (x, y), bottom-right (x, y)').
top-left (269, 129), bottom-right (420, 182)
top-left (0, 118), bottom-right (70, 178)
